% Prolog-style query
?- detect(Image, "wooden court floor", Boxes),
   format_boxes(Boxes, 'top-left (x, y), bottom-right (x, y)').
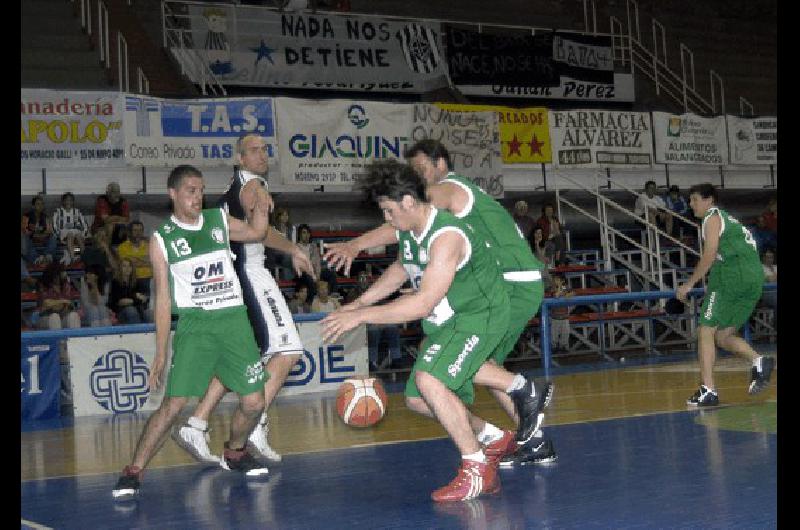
top-left (21, 351), bottom-right (777, 528)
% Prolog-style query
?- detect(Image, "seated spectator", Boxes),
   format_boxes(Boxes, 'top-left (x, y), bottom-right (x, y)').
top-left (21, 257), bottom-right (38, 292)
top-left (79, 264), bottom-right (112, 327)
top-left (91, 182), bottom-right (130, 245)
top-left (288, 285), bottom-right (311, 314)
top-left (760, 248), bottom-right (777, 311)
top-left (663, 185), bottom-right (691, 237)
top-left (755, 196), bottom-right (777, 250)
top-left (22, 194), bottom-right (58, 266)
top-left (52, 192), bottom-right (90, 265)
top-left (116, 221), bottom-right (152, 295)
top-left (82, 228), bottom-right (118, 280)
top-left (549, 274), bottom-right (574, 353)
top-left (108, 258), bottom-right (151, 324)
top-left (634, 180), bottom-right (670, 232)
top-left (311, 279), bottom-right (340, 313)
top-left (297, 223), bottom-right (338, 296)
top-left (37, 263), bottom-right (80, 330)
top-left (513, 200), bottom-right (535, 240)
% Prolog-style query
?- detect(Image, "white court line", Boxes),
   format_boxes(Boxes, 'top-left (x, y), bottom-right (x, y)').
top-left (21, 519), bottom-right (53, 530)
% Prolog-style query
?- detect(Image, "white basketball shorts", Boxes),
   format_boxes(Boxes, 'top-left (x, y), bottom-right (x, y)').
top-left (239, 265), bottom-right (304, 361)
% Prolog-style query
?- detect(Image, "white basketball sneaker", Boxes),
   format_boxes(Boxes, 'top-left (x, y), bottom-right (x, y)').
top-left (171, 423), bottom-right (221, 465)
top-left (247, 414), bottom-right (282, 462)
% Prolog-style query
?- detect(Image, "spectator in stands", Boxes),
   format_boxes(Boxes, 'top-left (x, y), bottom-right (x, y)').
top-left (21, 258), bottom-right (38, 292)
top-left (91, 182), bottom-right (130, 245)
top-left (311, 279), bottom-right (340, 313)
top-left (288, 285), bottom-right (311, 314)
top-left (760, 248), bottom-right (777, 311)
top-left (108, 258), bottom-right (150, 324)
top-left (755, 196), bottom-right (777, 250)
top-left (663, 185), bottom-right (691, 237)
top-left (22, 194), bottom-right (58, 266)
top-left (37, 263), bottom-right (80, 330)
top-left (531, 226), bottom-right (555, 288)
top-left (82, 227), bottom-right (118, 279)
top-left (52, 192), bottom-right (90, 266)
top-left (116, 221), bottom-right (152, 295)
top-left (549, 274), bottom-right (574, 353)
top-left (272, 206), bottom-right (297, 243)
top-left (535, 203), bottom-right (565, 263)
top-left (513, 200), bottom-right (535, 240)
top-left (634, 180), bottom-right (670, 230)
top-left (79, 264), bottom-right (112, 328)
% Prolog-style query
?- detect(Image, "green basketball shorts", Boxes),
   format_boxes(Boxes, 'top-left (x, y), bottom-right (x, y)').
top-left (166, 306), bottom-right (268, 398)
top-left (491, 279), bottom-right (544, 365)
top-left (699, 280), bottom-right (762, 330)
top-left (405, 328), bottom-right (504, 405)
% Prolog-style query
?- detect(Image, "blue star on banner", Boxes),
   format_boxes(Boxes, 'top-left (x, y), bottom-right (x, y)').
top-left (250, 40), bottom-right (275, 66)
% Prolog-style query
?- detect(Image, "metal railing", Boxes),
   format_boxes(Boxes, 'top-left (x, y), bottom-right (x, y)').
top-left (609, 0), bottom-right (756, 116)
top-left (539, 284), bottom-right (777, 378)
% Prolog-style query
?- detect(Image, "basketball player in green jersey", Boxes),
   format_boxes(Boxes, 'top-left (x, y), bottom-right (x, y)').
top-left (113, 165), bottom-right (272, 499)
top-left (676, 183), bottom-right (774, 406)
top-left (324, 140), bottom-right (555, 466)
top-left (322, 161), bottom-right (551, 502)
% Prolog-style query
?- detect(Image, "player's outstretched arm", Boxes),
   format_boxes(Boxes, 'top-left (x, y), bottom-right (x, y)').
top-left (677, 214), bottom-right (720, 301)
top-left (322, 234), bottom-right (462, 343)
top-left (323, 223), bottom-right (398, 276)
top-left (149, 235), bottom-right (171, 392)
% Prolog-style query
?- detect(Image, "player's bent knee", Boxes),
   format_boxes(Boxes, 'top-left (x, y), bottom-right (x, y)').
top-left (405, 396), bottom-right (426, 413)
top-left (239, 391), bottom-right (265, 414)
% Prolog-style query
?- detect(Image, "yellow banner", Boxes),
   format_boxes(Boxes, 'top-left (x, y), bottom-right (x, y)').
top-left (436, 104), bottom-right (551, 163)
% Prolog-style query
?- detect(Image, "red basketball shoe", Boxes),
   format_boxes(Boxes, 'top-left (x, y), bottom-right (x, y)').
top-left (431, 460), bottom-right (500, 502)
top-left (483, 430), bottom-right (517, 467)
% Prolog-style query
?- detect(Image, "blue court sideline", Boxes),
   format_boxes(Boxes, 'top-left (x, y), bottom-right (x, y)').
top-left (21, 408), bottom-right (777, 529)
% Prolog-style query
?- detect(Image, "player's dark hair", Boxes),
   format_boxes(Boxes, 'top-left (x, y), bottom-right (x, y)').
top-left (361, 160), bottom-right (427, 204)
top-left (645, 180), bottom-right (657, 188)
top-left (688, 183), bottom-right (717, 202)
top-left (168, 165), bottom-right (203, 190)
top-left (404, 139), bottom-right (453, 170)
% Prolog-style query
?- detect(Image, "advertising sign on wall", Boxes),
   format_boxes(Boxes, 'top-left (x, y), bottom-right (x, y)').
top-left (123, 95), bottom-right (277, 168)
top-left (21, 89), bottom-right (125, 168)
top-left (67, 321), bottom-right (367, 416)
top-left (549, 109), bottom-right (653, 168)
top-left (652, 112), bottom-right (729, 165)
top-left (276, 98), bottom-right (413, 186)
top-left (21, 337), bottom-right (62, 421)
top-left (726, 116), bottom-right (777, 165)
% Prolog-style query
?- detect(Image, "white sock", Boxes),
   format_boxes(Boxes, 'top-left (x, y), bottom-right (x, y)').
top-left (506, 373), bottom-right (527, 393)
top-left (462, 450), bottom-right (486, 464)
top-left (477, 422), bottom-right (504, 444)
top-left (259, 410), bottom-right (269, 426)
top-left (188, 416), bottom-right (208, 431)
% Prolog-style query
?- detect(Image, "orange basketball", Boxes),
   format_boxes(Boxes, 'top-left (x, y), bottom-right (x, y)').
top-left (336, 376), bottom-right (388, 427)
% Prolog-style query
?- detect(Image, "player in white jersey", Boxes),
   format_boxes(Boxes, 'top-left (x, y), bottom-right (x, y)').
top-left (172, 133), bottom-right (315, 466)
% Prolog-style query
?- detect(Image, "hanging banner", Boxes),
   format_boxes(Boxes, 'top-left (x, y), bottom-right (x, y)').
top-left (444, 27), bottom-right (559, 89)
top-left (436, 104), bottom-right (551, 164)
top-left (652, 112), bottom-right (728, 165)
top-left (21, 89), bottom-right (125, 168)
top-left (21, 337), bottom-right (62, 421)
top-left (67, 322), bottom-right (367, 416)
top-left (122, 95), bottom-right (277, 168)
top-left (552, 31), bottom-right (614, 84)
top-left (549, 109), bottom-right (653, 168)
top-left (726, 116), bottom-right (777, 165)
top-left (276, 98), bottom-right (412, 186)
top-left (181, 6), bottom-right (448, 92)
top-left (470, 72), bottom-right (635, 101)
top-left (410, 104), bottom-right (503, 197)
